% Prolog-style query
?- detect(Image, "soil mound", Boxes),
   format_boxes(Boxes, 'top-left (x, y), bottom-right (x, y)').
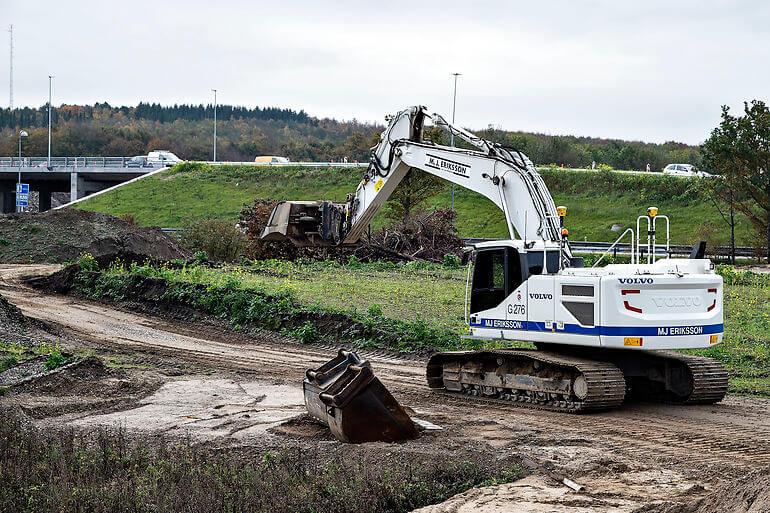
top-left (691, 466), bottom-right (770, 513)
top-left (0, 293), bottom-right (26, 325)
top-left (0, 209), bottom-right (189, 264)
top-left (636, 466), bottom-right (770, 513)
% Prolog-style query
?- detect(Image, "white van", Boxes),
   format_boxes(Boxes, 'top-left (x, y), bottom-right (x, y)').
top-left (147, 150), bottom-right (182, 166)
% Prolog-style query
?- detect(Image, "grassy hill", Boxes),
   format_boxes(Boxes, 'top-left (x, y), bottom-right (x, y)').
top-left (76, 163), bottom-right (756, 246)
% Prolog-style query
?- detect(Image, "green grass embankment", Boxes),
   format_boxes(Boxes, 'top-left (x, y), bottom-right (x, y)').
top-left (76, 163), bottom-right (756, 246)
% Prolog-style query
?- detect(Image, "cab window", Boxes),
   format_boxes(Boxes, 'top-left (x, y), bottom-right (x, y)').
top-left (471, 248), bottom-right (525, 314)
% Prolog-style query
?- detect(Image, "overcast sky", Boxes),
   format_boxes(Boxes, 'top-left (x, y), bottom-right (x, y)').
top-left (3, 0), bottom-right (769, 144)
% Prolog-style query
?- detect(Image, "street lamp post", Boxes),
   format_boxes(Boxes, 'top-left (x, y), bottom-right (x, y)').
top-left (47, 75), bottom-right (53, 168)
top-left (212, 89), bottom-right (217, 163)
top-left (450, 72), bottom-right (461, 210)
top-left (17, 129), bottom-right (28, 212)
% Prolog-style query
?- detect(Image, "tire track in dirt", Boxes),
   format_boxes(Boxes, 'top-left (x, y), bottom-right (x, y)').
top-left (3, 264), bottom-right (770, 482)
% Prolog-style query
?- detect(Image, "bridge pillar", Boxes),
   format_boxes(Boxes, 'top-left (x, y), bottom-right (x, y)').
top-left (0, 191), bottom-right (15, 214)
top-left (38, 190), bottom-right (52, 212)
top-left (70, 172), bottom-right (86, 201)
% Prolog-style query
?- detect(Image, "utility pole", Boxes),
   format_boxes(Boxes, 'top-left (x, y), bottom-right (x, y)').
top-left (450, 72), bottom-right (461, 210)
top-left (212, 89), bottom-right (217, 162)
top-left (8, 25), bottom-right (13, 109)
top-left (47, 76), bottom-right (53, 167)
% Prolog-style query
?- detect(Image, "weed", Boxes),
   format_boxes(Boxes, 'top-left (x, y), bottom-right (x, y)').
top-left (0, 412), bottom-right (523, 513)
top-left (43, 349), bottom-right (67, 371)
top-left (283, 322), bottom-right (318, 344)
top-left (78, 252), bottom-right (98, 272)
top-left (443, 253), bottom-right (462, 268)
top-left (0, 354), bottom-right (18, 372)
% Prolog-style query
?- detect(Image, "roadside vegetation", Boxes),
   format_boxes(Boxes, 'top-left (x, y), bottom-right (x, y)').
top-left (0, 413), bottom-right (523, 513)
top-left (66, 254), bottom-right (769, 396)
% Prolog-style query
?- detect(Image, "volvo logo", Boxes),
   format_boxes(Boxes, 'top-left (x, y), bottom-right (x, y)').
top-left (619, 278), bottom-right (654, 284)
top-left (529, 293), bottom-right (553, 300)
top-left (651, 296), bottom-right (702, 308)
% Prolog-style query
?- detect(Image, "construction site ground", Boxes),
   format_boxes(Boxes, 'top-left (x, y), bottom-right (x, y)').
top-left (2, 263), bottom-right (769, 513)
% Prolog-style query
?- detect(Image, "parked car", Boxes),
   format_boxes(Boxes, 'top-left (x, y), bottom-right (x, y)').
top-left (254, 156), bottom-right (290, 164)
top-left (125, 155), bottom-right (151, 168)
top-left (662, 163), bottom-right (712, 178)
top-left (147, 150), bottom-right (182, 166)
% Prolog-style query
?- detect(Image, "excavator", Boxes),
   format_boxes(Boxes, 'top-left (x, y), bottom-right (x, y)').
top-left (263, 106), bottom-right (728, 428)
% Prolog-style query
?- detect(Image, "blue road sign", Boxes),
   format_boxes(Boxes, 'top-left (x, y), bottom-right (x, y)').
top-left (16, 193), bottom-right (29, 207)
top-left (16, 183), bottom-right (29, 194)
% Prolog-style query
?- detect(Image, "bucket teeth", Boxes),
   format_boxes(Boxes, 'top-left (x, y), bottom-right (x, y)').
top-left (303, 349), bottom-right (418, 443)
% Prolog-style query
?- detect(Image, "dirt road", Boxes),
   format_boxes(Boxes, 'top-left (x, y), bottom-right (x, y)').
top-left (3, 264), bottom-right (769, 512)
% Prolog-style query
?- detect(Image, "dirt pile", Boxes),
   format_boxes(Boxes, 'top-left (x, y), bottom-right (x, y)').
top-left (641, 466), bottom-right (770, 513)
top-left (239, 200), bottom-right (462, 262)
top-left (0, 209), bottom-right (189, 264)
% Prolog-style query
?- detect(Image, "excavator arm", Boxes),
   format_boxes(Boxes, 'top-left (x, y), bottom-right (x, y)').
top-left (262, 106), bottom-right (568, 256)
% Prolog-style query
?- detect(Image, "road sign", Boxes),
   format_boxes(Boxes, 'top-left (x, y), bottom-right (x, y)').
top-left (16, 183), bottom-right (29, 194)
top-left (16, 193), bottom-right (28, 207)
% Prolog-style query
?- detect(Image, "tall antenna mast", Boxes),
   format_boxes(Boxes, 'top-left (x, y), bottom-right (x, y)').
top-left (8, 24), bottom-right (13, 109)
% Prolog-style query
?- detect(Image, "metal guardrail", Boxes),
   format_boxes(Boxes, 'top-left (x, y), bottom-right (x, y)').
top-left (202, 161), bottom-right (369, 168)
top-left (465, 239), bottom-right (758, 259)
top-left (0, 157), bottom-right (370, 170)
top-left (0, 156), bottom-right (163, 169)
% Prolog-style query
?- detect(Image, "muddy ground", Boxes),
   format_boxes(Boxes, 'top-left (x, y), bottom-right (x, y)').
top-left (1, 263), bottom-right (769, 512)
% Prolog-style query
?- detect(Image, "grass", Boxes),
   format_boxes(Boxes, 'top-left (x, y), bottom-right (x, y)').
top-left (70, 259), bottom-right (769, 396)
top-left (0, 342), bottom-right (68, 371)
top-left (0, 413), bottom-right (523, 513)
top-left (75, 163), bottom-right (757, 246)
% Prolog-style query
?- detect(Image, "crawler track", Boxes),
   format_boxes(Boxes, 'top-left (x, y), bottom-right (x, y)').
top-left (427, 349), bottom-right (626, 412)
top-left (654, 351), bottom-right (729, 404)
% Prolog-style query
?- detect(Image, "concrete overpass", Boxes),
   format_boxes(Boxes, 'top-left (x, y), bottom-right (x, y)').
top-left (0, 157), bottom-right (163, 213)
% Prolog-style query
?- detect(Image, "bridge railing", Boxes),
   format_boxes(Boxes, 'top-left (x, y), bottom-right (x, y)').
top-left (0, 156), bottom-right (159, 169)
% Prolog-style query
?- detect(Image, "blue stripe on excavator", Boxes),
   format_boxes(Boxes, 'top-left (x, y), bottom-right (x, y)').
top-left (470, 319), bottom-right (724, 337)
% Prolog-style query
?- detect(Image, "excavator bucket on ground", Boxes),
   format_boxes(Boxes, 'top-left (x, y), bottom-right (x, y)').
top-left (303, 349), bottom-right (419, 443)
top-left (261, 200), bottom-right (345, 246)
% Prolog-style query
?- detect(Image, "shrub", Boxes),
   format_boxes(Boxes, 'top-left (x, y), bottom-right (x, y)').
top-left (283, 322), bottom-right (318, 344)
top-left (78, 252), bottom-right (99, 272)
top-left (44, 349), bottom-right (67, 371)
top-left (181, 218), bottom-right (247, 262)
top-left (443, 253), bottom-right (462, 268)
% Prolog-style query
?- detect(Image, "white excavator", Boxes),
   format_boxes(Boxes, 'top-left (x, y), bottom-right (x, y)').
top-left (263, 106), bottom-right (728, 414)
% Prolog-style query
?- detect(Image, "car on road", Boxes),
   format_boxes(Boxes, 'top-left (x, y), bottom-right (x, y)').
top-left (125, 155), bottom-right (152, 168)
top-left (147, 150), bottom-right (182, 166)
top-left (663, 163), bottom-right (712, 178)
top-left (254, 155), bottom-right (290, 164)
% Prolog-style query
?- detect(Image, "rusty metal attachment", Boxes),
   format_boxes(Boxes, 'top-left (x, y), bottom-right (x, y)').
top-left (261, 200), bottom-right (346, 246)
top-left (303, 349), bottom-right (418, 443)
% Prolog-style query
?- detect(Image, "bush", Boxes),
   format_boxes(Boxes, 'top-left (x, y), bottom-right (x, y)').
top-left (78, 252), bottom-right (99, 272)
top-left (443, 253), bottom-right (462, 268)
top-left (181, 218), bottom-right (247, 262)
top-left (44, 349), bottom-right (67, 371)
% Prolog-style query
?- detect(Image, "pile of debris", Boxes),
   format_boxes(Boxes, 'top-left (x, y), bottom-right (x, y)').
top-left (239, 200), bottom-right (463, 263)
top-left (0, 209), bottom-right (189, 264)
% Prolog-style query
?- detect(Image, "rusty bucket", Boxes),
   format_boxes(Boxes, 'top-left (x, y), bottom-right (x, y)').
top-left (303, 349), bottom-right (418, 443)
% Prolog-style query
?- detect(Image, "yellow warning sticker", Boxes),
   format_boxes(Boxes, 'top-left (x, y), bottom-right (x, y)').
top-left (374, 178), bottom-right (384, 192)
top-left (710, 334), bottom-right (719, 345)
top-left (624, 337), bottom-right (643, 347)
